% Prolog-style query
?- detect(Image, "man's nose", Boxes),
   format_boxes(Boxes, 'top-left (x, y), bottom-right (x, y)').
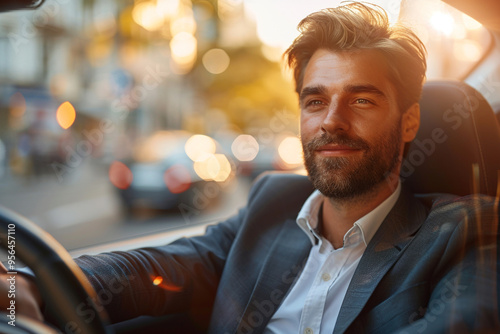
top-left (321, 102), bottom-right (350, 134)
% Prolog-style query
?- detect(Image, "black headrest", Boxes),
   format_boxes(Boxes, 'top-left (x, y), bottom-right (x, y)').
top-left (402, 81), bottom-right (500, 197)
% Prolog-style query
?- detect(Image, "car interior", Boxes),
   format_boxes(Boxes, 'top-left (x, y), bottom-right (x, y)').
top-left (0, 0), bottom-right (499, 333)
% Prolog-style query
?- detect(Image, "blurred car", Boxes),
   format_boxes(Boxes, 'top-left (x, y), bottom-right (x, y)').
top-left (112, 130), bottom-right (234, 213)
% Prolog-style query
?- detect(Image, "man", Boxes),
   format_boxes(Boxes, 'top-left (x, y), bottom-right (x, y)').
top-left (2, 2), bottom-right (499, 333)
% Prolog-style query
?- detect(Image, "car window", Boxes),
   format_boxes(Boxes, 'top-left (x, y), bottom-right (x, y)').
top-left (0, 0), bottom-right (492, 252)
top-left (399, 0), bottom-right (492, 80)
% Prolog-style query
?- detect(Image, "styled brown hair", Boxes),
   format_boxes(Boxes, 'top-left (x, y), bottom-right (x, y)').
top-left (284, 2), bottom-right (427, 112)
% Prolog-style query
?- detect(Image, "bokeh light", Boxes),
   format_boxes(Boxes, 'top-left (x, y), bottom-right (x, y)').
top-left (193, 158), bottom-right (212, 181)
top-left (193, 154), bottom-right (232, 182)
top-left (56, 101), bottom-right (76, 130)
top-left (170, 15), bottom-right (197, 36)
top-left (209, 154), bottom-right (232, 182)
top-left (132, 1), bottom-right (165, 31)
top-left (109, 161), bottom-right (133, 190)
top-left (231, 134), bottom-right (259, 161)
top-left (278, 136), bottom-right (303, 165)
top-left (185, 134), bottom-right (216, 162)
top-left (202, 48), bottom-right (231, 74)
top-left (170, 32), bottom-right (197, 61)
top-left (157, 0), bottom-right (180, 19)
top-left (164, 164), bottom-right (192, 194)
top-left (170, 32), bottom-right (197, 73)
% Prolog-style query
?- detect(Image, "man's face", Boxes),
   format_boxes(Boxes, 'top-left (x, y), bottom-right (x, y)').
top-left (300, 49), bottom-right (408, 200)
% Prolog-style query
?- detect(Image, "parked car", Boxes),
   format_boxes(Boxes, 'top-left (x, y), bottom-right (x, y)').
top-left (112, 130), bottom-right (234, 213)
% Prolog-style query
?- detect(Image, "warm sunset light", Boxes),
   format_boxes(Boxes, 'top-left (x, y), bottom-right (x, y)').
top-left (153, 276), bottom-right (163, 286)
top-left (430, 11), bottom-right (455, 36)
top-left (150, 275), bottom-right (182, 291)
top-left (454, 40), bottom-right (483, 62)
top-left (462, 13), bottom-right (482, 30)
top-left (56, 101), bottom-right (76, 129)
top-left (164, 164), bottom-right (192, 194)
top-left (109, 161), bottom-right (133, 190)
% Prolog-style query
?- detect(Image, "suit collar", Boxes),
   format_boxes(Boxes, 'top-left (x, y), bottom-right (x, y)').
top-left (236, 218), bottom-right (312, 333)
top-left (333, 185), bottom-right (428, 334)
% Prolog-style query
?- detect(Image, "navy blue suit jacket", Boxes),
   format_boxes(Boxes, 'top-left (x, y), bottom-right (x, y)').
top-left (75, 173), bottom-right (500, 333)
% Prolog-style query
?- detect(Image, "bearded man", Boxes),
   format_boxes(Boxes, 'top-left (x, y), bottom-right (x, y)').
top-left (2, 2), bottom-right (499, 334)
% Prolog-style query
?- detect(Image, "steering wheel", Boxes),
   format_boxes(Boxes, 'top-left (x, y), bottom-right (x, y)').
top-left (0, 205), bottom-right (111, 333)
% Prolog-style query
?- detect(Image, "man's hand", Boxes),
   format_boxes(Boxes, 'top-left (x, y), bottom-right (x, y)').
top-left (0, 262), bottom-right (43, 321)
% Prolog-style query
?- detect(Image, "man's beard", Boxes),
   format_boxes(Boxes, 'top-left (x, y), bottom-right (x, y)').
top-left (302, 122), bottom-right (402, 200)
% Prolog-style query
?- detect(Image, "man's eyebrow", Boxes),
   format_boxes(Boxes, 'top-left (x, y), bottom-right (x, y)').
top-left (344, 84), bottom-right (387, 99)
top-left (299, 83), bottom-right (388, 106)
top-left (299, 85), bottom-right (328, 105)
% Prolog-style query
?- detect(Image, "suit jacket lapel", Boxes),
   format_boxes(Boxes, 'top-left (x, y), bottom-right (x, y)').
top-left (236, 218), bottom-right (312, 333)
top-left (333, 186), bottom-right (429, 334)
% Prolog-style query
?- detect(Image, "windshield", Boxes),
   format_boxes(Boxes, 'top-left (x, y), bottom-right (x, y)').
top-left (0, 0), bottom-right (491, 251)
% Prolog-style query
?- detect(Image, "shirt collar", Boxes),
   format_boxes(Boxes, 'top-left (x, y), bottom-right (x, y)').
top-left (296, 181), bottom-right (401, 247)
top-left (296, 189), bottom-right (324, 246)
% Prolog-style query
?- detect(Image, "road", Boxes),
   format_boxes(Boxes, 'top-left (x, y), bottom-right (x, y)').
top-left (0, 162), bottom-right (251, 252)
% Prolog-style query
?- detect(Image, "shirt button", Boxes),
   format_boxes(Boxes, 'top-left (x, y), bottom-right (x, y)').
top-left (304, 328), bottom-right (313, 334)
top-left (322, 273), bottom-right (331, 281)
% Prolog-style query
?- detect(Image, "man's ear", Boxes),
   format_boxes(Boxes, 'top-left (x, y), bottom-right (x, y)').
top-left (402, 103), bottom-right (420, 143)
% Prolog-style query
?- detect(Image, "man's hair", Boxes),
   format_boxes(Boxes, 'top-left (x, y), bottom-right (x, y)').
top-left (284, 2), bottom-right (427, 112)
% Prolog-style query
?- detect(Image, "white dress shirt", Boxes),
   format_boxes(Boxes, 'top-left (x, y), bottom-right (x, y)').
top-left (264, 182), bottom-right (401, 334)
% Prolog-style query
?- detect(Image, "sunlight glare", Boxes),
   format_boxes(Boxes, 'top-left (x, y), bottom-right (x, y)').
top-left (462, 13), bottom-right (482, 30)
top-left (429, 11), bottom-right (455, 36)
top-left (454, 40), bottom-right (483, 62)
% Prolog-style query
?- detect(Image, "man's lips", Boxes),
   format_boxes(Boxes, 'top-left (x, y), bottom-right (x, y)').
top-left (315, 144), bottom-right (362, 156)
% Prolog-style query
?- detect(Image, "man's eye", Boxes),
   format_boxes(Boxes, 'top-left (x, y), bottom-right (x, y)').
top-left (354, 98), bottom-right (370, 104)
top-left (307, 100), bottom-right (324, 107)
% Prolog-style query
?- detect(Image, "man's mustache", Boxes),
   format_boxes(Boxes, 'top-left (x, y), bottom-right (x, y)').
top-left (304, 133), bottom-right (370, 152)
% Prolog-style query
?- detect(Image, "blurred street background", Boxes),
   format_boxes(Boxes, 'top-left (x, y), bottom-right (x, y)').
top-left (0, 0), bottom-right (490, 251)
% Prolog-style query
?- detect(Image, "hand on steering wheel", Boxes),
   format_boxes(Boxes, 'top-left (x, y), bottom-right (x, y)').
top-left (0, 205), bottom-right (111, 333)
top-left (0, 262), bottom-right (44, 321)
